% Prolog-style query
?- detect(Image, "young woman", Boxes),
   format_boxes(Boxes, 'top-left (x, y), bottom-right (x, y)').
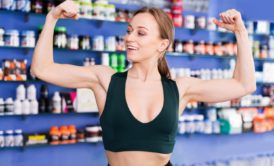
top-left (31, 1), bottom-right (256, 166)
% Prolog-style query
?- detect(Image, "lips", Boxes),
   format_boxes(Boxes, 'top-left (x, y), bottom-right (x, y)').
top-left (127, 48), bottom-right (137, 51)
top-left (126, 44), bottom-right (138, 51)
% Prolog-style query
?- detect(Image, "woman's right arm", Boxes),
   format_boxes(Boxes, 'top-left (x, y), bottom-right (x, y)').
top-left (31, 0), bottom-right (115, 90)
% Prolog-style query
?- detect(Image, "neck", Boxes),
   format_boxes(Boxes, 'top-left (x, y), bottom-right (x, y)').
top-left (128, 60), bottom-right (161, 82)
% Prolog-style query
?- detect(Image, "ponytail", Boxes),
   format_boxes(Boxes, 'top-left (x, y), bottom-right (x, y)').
top-left (158, 55), bottom-right (171, 79)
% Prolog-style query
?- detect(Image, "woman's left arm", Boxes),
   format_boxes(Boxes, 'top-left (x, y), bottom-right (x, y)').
top-left (176, 9), bottom-right (256, 103)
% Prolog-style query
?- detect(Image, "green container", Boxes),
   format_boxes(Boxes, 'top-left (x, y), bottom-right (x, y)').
top-left (118, 54), bottom-right (126, 68)
top-left (110, 53), bottom-right (118, 68)
top-left (117, 67), bottom-right (124, 72)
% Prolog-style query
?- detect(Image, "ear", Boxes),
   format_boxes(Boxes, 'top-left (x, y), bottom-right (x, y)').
top-left (158, 39), bottom-right (170, 53)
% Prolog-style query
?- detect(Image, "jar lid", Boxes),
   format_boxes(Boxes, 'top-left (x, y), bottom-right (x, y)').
top-left (22, 31), bottom-right (35, 36)
top-left (5, 130), bottom-right (13, 134)
top-left (15, 129), bottom-right (23, 134)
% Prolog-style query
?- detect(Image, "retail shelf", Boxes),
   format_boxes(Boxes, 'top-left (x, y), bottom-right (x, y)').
top-left (256, 82), bottom-right (274, 85)
top-left (0, 45), bottom-right (126, 55)
top-left (0, 9), bottom-right (272, 39)
top-left (167, 52), bottom-right (274, 62)
top-left (177, 130), bottom-right (274, 138)
top-left (184, 105), bottom-right (273, 111)
top-left (0, 80), bottom-right (40, 83)
top-left (0, 141), bottom-right (102, 151)
top-left (0, 9), bottom-right (128, 24)
top-left (0, 112), bottom-right (99, 118)
top-left (1, 46), bottom-right (273, 62)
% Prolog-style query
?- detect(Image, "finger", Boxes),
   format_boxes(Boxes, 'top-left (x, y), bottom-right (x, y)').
top-left (229, 9), bottom-right (241, 21)
top-left (225, 11), bottom-right (235, 23)
top-left (63, 12), bottom-right (75, 18)
top-left (228, 10), bottom-right (238, 23)
top-left (225, 14), bottom-right (234, 24)
top-left (224, 12), bottom-right (235, 24)
top-left (62, 1), bottom-right (78, 14)
top-left (220, 13), bottom-right (229, 24)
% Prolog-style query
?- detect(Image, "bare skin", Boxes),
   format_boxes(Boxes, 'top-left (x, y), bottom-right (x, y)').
top-left (31, 1), bottom-right (256, 166)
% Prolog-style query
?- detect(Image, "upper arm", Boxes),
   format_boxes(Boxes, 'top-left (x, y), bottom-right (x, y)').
top-left (31, 64), bottom-right (115, 90)
top-left (176, 77), bottom-right (256, 103)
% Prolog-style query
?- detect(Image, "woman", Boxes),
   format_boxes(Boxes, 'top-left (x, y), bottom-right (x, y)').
top-left (31, 0), bottom-right (256, 166)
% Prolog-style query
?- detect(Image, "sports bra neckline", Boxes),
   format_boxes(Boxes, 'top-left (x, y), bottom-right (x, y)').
top-left (123, 70), bottom-right (166, 125)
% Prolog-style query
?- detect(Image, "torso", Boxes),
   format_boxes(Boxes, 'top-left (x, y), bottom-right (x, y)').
top-left (91, 70), bottom-right (188, 166)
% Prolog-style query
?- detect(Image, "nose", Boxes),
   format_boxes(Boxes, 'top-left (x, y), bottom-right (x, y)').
top-left (125, 31), bottom-right (135, 43)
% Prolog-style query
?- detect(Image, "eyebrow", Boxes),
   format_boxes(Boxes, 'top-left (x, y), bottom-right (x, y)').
top-left (128, 24), bottom-right (149, 31)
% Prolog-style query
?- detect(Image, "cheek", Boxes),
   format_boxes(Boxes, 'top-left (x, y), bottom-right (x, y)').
top-left (139, 38), bottom-right (159, 52)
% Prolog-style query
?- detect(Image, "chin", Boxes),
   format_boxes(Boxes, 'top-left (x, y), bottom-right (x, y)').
top-left (126, 53), bottom-right (140, 62)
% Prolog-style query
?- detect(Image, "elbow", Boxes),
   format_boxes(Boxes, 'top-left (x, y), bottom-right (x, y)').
top-left (244, 83), bottom-right (257, 94)
top-left (30, 65), bottom-right (46, 80)
top-left (30, 66), bottom-right (40, 79)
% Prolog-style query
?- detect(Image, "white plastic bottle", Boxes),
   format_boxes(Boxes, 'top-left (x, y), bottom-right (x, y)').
top-left (4, 130), bottom-right (14, 147)
top-left (0, 98), bottom-right (4, 116)
top-left (14, 129), bottom-right (23, 147)
top-left (5, 98), bottom-right (14, 115)
top-left (30, 99), bottom-right (39, 114)
top-left (101, 53), bottom-right (109, 66)
top-left (16, 84), bottom-right (26, 100)
top-left (0, 130), bottom-right (4, 147)
top-left (22, 99), bottom-right (30, 115)
top-left (14, 99), bottom-right (22, 115)
top-left (52, 92), bottom-right (61, 114)
top-left (27, 84), bottom-right (36, 100)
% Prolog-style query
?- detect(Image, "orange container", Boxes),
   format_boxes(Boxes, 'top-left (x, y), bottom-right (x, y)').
top-left (49, 126), bottom-right (60, 145)
top-left (60, 126), bottom-right (70, 144)
top-left (68, 125), bottom-right (77, 144)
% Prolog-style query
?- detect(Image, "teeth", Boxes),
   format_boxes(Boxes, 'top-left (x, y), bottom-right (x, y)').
top-left (127, 45), bottom-right (137, 50)
top-left (127, 47), bottom-right (137, 50)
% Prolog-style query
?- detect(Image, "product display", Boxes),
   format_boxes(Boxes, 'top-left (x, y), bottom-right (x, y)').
top-left (48, 124), bottom-right (102, 145)
top-left (179, 106), bottom-right (274, 135)
top-left (1, 59), bottom-right (27, 81)
top-left (0, 28), bottom-right (36, 48)
top-left (5, 29), bottom-right (19, 47)
top-left (172, 40), bottom-right (237, 56)
top-left (85, 125), bottom-right (102, 142)
top-left (76, 88), bottom-right (98, 113)
top-left (0, 129), bottom-right (23, 148)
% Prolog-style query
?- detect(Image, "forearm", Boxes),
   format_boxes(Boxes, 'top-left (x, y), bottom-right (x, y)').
top-left (31, 13), bottom-right (58, 75)
top-left (233, 30), bottom-right (256, 92)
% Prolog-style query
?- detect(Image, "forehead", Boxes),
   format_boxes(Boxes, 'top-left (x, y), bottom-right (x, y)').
top-left (128, 13), bottom-right (159, 31)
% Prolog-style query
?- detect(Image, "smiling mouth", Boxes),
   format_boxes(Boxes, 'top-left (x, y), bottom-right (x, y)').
top-left (126, 47), bottom-right (138, 51)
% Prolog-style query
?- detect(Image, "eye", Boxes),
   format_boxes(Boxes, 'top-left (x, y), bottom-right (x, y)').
top-left (138, 31), bottom-right (146, 36)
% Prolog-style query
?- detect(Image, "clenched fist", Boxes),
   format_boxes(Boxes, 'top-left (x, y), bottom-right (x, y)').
top-left (213, 9), bottom-right (247, 33)
top-left (48, 0), bottom-right (79, 20)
